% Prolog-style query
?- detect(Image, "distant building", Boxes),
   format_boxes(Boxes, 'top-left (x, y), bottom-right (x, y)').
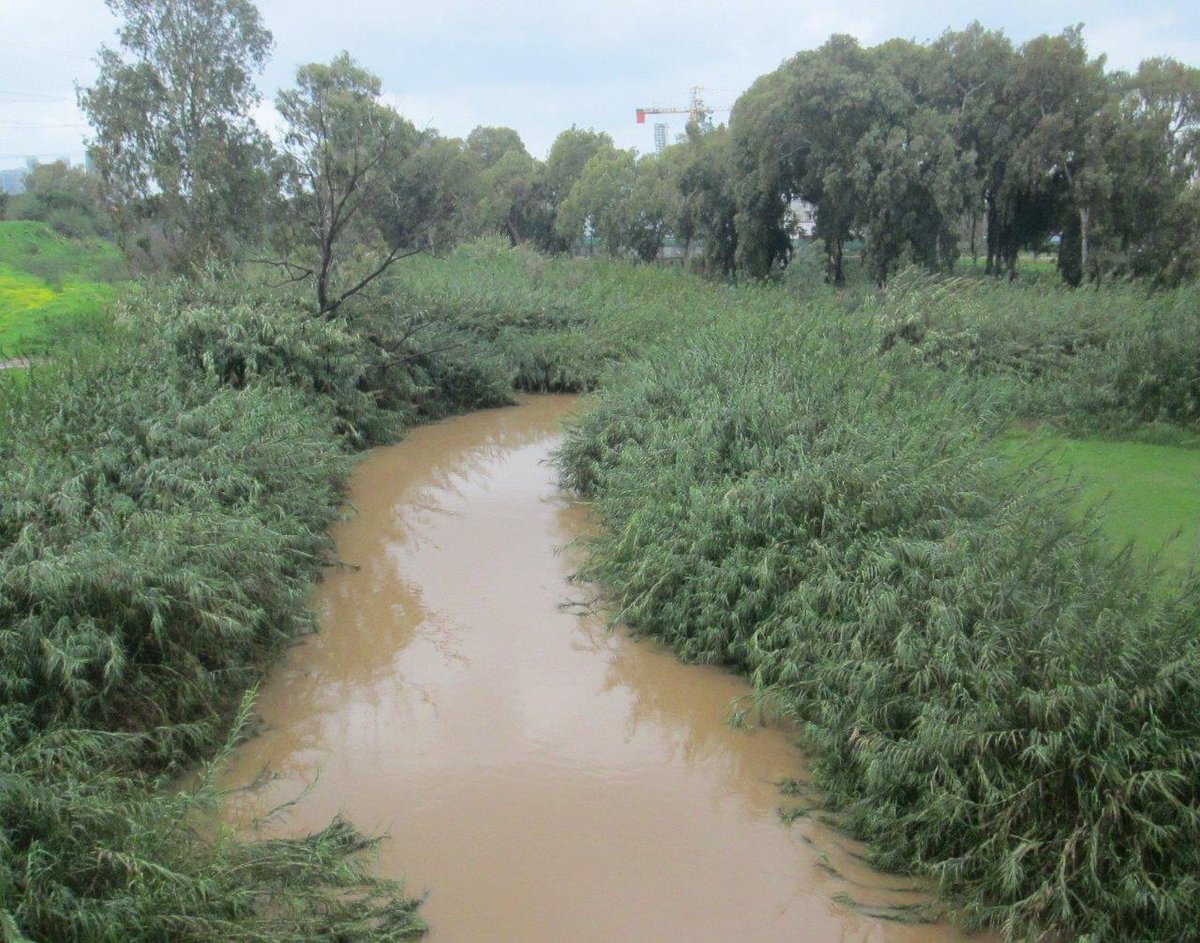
top-left (0, 168), bottom-right (27, 196)
top-left (787, 198), bottom-right (817, 238)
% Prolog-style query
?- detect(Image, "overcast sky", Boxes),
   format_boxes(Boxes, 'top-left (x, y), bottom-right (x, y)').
top-left (2, 0), bottom-right (1199, 170)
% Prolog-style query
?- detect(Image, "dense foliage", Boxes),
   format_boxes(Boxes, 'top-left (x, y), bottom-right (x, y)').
top-left (72, 1), bottom-right (1200, 289)
top-left (0, 274), bottom-right (509, 940)
top-left (731, 27), bottom-right (1200, 286)
top-left (14, 2), bottom-right (1200, 934)
top-left (79, 0), bottom-right (275, 270)
top-left (870, 272), bottom-right (1200, 435)
top-left (3, 228), bottom-right (1199, 939)
top-left (556, 308), bottom-right (1200, 941)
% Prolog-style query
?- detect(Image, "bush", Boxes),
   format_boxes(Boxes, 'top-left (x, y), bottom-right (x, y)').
top-left (871, 271), bottom-right (1200, 436)
top-left (558, 318), bottom-right (1200, 941)
top-left (0, 269), bottom-right (519, 939)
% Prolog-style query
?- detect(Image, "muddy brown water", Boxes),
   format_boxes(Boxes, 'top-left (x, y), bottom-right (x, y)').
top-left (220, 394), bottom-right (984, 943)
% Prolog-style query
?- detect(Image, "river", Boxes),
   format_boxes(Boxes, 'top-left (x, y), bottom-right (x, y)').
top-left (219, 394), bottom-right (982, 942)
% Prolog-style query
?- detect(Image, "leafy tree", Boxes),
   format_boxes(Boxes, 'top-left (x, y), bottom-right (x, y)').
top-left (79, 0), bottom-right (274, 270)
top-left (9, 161), bottom-right (112, 239)
top-left (1127, 57), bottom-right (1200, 180)
top-left (671, 127), bottom-right (739, 276)
top-left (1003, 29), bottom-right (1111, 285)
top-left (1090, 59), bottom-right (1200, 283)
top-left (543, 127), bottom-right (616, 251)
top-left (384, 133), bottom-right (483, 254)
top-left (728, 66), bottom-right (796, 279)
top-left (929, 25), bottom-right (1018, 270)
top-left (476, 148), bottom-right (554, 247)
top-left (626, 154), bottom-right (680, 262)
top-left (555, 148), bottom-right (637, 255)
top-left (466, 125), bottom-right (528, 170)
top-left (554, 150), bottom-right (677, 261)
top-left (274, 53), bottom-right (420, 317)
top-left (545, 127), bottom-right (616, 203)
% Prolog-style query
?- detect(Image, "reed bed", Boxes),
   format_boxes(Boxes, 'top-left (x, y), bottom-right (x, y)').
top-left (0, 273), bottom-right (508, 939)
top-left (556, 317), bottom-right (1200, 941)
top-left (5, 237), bottom-right (1199, 940)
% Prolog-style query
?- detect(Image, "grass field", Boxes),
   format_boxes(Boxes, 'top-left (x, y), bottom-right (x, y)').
top-left (1004, 431), bottom-right (1200, 579)
top-left (0, 220), bottom-right (124, 356)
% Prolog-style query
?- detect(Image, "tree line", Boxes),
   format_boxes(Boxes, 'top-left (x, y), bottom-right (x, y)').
top-left (10, 1), bottom-right (1198, 297)
top-left (730, 27), bottom-right (1200, 285)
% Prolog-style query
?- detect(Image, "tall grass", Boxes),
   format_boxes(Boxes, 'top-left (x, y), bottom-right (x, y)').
top-left (557, 314), bottom-right (1200, 940)
top-left (871, 270), bottom-right (1200, 438)
top-left (5, 235), bottom-right (1199, 940)
top-left (0, 269), bottom-right (514, 939)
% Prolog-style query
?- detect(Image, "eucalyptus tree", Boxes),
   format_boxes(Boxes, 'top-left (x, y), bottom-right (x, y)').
top-left (1127, 58), bottom-right (1200, 181)
top-left (1003, 28), bottom-right (1111, 285)
top-left (1090, 59), bottom-right (1200, 283)
top-left (541, 127), bottom-right (617, 251)
top-left (388, 133), bottom-right (486, 254)
top-left (554, 148), bottom-right (639, 255)
top-left (728, 65), bottom-right (793, 279)
top-left (274, 53), bottom-right (419, 317)
top-left (849, 39), bottom-right (977, 281)
top-left (10, 161), bottom-right (111, 239)
top-left (674, 127), bottom-right (740, 276)
top-left (928, 24), bottom-right (1017, 267)
top-left (733, 36), bottom-right (927, 282)
top-left (466, 125), bottom-right (529, 170)
top-left (553, 148), bottom-right (676, 260)
top-left (475, 147), bottom-right (555, 248)
top-left (79, 0), bottom-right (274, 270)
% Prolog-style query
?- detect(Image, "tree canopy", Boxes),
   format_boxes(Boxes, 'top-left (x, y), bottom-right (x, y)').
top-left (274, 52), bottom-right (420, 317)
top-left (79, 0), bottom-right (274, 270)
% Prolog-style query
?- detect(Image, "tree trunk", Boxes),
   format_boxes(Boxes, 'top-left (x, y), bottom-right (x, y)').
top-left (984, 195), bottom-right (997, 276)
top-left (1079, 204), bottom-right (1091, 278)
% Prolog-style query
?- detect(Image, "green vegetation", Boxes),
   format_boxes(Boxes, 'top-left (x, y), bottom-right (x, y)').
top-left (3, 228), bottom-right (1199, 941)
top-left (553, 289), bottom-right (1200, 941)
top-left (6, 161), bottom-right (113, 241)
top-left (8, 0), bottom-right (1199, 939)
top-left (0, 274), bottom-right (508, 940)
top-left (0, 221), bottom-right (125, 356)
top-left (1002, 432), bottom-right (1200, 578)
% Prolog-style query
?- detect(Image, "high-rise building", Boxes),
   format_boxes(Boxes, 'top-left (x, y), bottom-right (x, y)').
top-left (0, 168), bottom-right (28, 195)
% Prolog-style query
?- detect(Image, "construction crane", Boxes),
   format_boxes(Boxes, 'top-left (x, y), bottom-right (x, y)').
top-left (636, 86), bottom-right (732, 152)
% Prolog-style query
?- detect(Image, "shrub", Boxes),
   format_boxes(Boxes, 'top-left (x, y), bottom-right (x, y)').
top-left (558, 319), bottom-right (1200, 940)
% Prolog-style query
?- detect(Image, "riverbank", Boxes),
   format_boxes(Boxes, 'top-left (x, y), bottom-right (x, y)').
top-left (219, 395), bottom-right (983, 942)
top-left (4, 241), bottom-right (1198, 940)
top-left (0, 276), bottom-right (507, 939)
top-left (556, 316), bottom-right (1200, 941)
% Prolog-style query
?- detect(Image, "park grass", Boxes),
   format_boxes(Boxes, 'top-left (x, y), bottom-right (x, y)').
top-left (1002, 430), bottom-right (1200, 580)
top-left (0, 221), bottom-right (124, 356)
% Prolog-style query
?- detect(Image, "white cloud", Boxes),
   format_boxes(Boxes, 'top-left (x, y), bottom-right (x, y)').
top-left (2, 0), bottom-right (1198, 168)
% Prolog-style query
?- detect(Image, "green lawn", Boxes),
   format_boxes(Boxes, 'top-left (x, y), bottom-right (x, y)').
top-left (1004, 431), bottom-right (1200, 579)
top-left (0, 221), bottom-right (124, 355)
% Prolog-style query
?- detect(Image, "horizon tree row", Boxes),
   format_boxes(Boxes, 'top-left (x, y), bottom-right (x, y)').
top-left (728, 25), bottom-right (1200, 285)
top-left (63, 1), bottom-right (1200, 296)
